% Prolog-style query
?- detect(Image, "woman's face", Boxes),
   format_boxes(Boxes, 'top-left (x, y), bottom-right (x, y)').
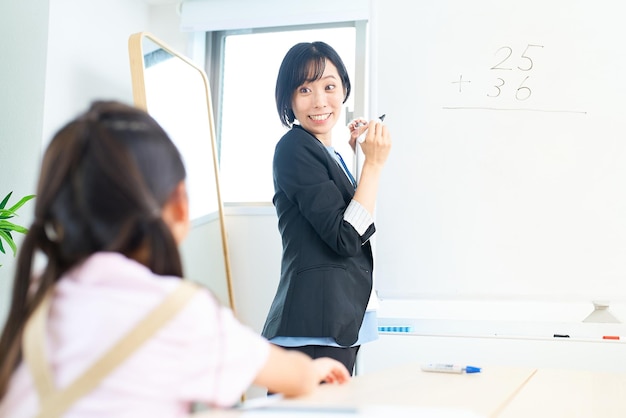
top-left (291, 60), bottom-right (345, 145)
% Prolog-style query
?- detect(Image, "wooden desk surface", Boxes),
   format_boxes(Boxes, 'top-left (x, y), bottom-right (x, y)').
top-left (277, 363), bottom-right (535, 416)
top-left (497, 368), bottom-right (626, 418)
top-left (195, 363), bottom-right (537, 417)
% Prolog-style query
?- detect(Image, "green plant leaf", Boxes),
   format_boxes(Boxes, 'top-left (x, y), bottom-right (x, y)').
top-left (0, 220), bottom-right (28, 234)
top-left (0, 209), bottom-right (16, 220)
top-left (7, 194), bottom-right (35, 213)
top-left (0, 192), bottom-right (12, 210)
top-left (0, 194), bottom-right (35, 220)
top-left (0, 229), bottom-right (17, 256)
top-left (0, 192), bottom-right (35, 262)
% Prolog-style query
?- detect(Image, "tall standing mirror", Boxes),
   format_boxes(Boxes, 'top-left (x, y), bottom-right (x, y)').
top-left (128, 32), bottom-right (235, 311)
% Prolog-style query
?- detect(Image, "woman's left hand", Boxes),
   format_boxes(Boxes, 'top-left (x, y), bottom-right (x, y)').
top-left (347, 117), bottom-right (368, 152)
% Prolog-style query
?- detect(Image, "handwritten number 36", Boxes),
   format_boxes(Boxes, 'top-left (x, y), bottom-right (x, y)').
top-left (488, 75), bottom-right (532, 101)
top-left (488, 44), bottom-right (544, 100)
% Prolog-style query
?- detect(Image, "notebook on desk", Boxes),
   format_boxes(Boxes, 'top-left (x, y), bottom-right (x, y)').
top-left (237, 405), bottom-right (484, 417)
top-left (231, 394), bottom-right (485, 417)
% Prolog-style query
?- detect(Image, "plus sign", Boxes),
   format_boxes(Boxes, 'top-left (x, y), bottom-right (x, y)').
top-left (452, 74), bottom-right (471, 93)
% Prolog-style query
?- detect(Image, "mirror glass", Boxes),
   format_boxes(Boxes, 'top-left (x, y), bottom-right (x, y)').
top-left (128, 32), bottom-right (234, 310)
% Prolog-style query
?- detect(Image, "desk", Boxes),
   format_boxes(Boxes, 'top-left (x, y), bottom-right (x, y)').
top-left (275, 363), bottom-right (535, 416)
top-left (195, 363), bottom-right (537, 417)
top-left (497, 368), bottom-right (626, 417)
top-left (195, 363), bottom-right (626, 417)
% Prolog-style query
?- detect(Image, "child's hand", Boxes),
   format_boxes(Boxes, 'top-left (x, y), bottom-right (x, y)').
top-left (312, 357), bottom-right (351, 384)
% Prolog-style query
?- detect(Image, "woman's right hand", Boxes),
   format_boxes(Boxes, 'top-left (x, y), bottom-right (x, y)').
top-left (359, 118), bottom-right (391, 168)
top-left (351, 118), bottom-right (392, 215)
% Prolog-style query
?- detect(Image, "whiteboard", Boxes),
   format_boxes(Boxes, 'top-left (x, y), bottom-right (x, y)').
top-left (374, 0), bottom-right (626, 302)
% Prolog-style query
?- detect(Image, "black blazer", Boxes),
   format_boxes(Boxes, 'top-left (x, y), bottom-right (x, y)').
top-left (262, 125), bottom-right (375, 347)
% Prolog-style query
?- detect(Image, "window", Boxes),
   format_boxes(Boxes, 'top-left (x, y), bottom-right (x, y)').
top-left (210, 24), bottom-right (365, 203)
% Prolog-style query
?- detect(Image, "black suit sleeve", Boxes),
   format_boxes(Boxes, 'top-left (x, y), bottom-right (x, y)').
top-left (273, 129), bottom-right (370, 257)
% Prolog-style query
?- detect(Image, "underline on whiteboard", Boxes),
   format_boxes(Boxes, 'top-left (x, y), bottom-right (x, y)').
top-left (442, 106), bottom-right (587, 114)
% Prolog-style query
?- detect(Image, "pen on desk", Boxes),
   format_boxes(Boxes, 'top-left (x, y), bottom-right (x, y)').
top-left (603, 335), bottom-right (620, 340)
top-left (356, 114), bottom-right (386, 143)
top-left (421, 363), bottom-right (482, 374)
top-left (553, 334), bottom-right (570, 338)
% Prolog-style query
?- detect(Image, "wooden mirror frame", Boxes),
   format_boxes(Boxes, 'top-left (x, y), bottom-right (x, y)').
top-left (128, 32), bottom-right (235, 311)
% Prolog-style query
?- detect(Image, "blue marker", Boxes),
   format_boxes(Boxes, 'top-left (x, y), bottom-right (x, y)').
top-left (421, 363), bottom-right (482, 374)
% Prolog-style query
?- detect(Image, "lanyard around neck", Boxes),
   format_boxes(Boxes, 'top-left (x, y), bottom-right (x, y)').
top-left (334, 151), bottom-right (357, 188)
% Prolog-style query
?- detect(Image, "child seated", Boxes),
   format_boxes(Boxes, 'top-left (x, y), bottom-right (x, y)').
top-left (0, 101), bottom-right (349, 417)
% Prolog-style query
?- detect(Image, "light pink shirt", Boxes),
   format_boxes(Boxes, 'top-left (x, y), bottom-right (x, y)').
top-left (0, 253), bottom-right (270, 417)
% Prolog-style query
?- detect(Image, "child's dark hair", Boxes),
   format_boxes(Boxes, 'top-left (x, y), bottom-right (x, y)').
top-left (0, 100), bottom-right (186, 396)
top-left (275, 41), bottom-right (351, 127)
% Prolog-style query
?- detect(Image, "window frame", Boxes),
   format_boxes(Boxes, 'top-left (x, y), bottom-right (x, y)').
top-left (205, 21), bottom-right (368, 204)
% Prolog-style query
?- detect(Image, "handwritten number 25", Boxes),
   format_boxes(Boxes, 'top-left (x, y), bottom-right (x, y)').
top-left (491, 44), bottom-right (544, 71)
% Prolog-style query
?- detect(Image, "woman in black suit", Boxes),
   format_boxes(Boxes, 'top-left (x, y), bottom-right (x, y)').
top-left (262, 41), bottom-right (391, 375)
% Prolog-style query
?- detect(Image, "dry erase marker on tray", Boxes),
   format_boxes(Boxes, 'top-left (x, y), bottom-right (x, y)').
top-left (357, 114), bottom-right (386, 143)
top-left (421, 363), bottom-right (482, 374)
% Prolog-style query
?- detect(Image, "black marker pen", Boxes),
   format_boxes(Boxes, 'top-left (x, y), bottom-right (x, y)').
top-left (357, 114), bottom-right (386, 143)
top-left (355, 114), bottom-right (386, 128)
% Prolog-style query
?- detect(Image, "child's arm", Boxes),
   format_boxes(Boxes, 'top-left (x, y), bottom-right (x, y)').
top-left (253, 344), bottom-right (350, 397)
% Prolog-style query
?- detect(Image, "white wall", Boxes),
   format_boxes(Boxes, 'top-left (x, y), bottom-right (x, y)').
top-left (223, 205), bottom-right (282, 331)
top-left (0, 0), bottom-right (274, 337)
top-left (41, 0), bottom-right (150, 145)
top-left (0, 0), bottom-right (50, 327)
top-left (180, 217), bottom-right (232, 307)
top-left (0, 0), bottom-right (183, 328)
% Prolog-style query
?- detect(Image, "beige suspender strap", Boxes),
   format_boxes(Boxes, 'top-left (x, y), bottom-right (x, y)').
top-left (22, 290), bottom-right (56, 400)
top-left (22, 280), bottom-right (199, 418)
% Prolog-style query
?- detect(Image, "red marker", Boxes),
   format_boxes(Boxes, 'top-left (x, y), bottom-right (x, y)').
top-left (602, 336), bottom-right (620, 340)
